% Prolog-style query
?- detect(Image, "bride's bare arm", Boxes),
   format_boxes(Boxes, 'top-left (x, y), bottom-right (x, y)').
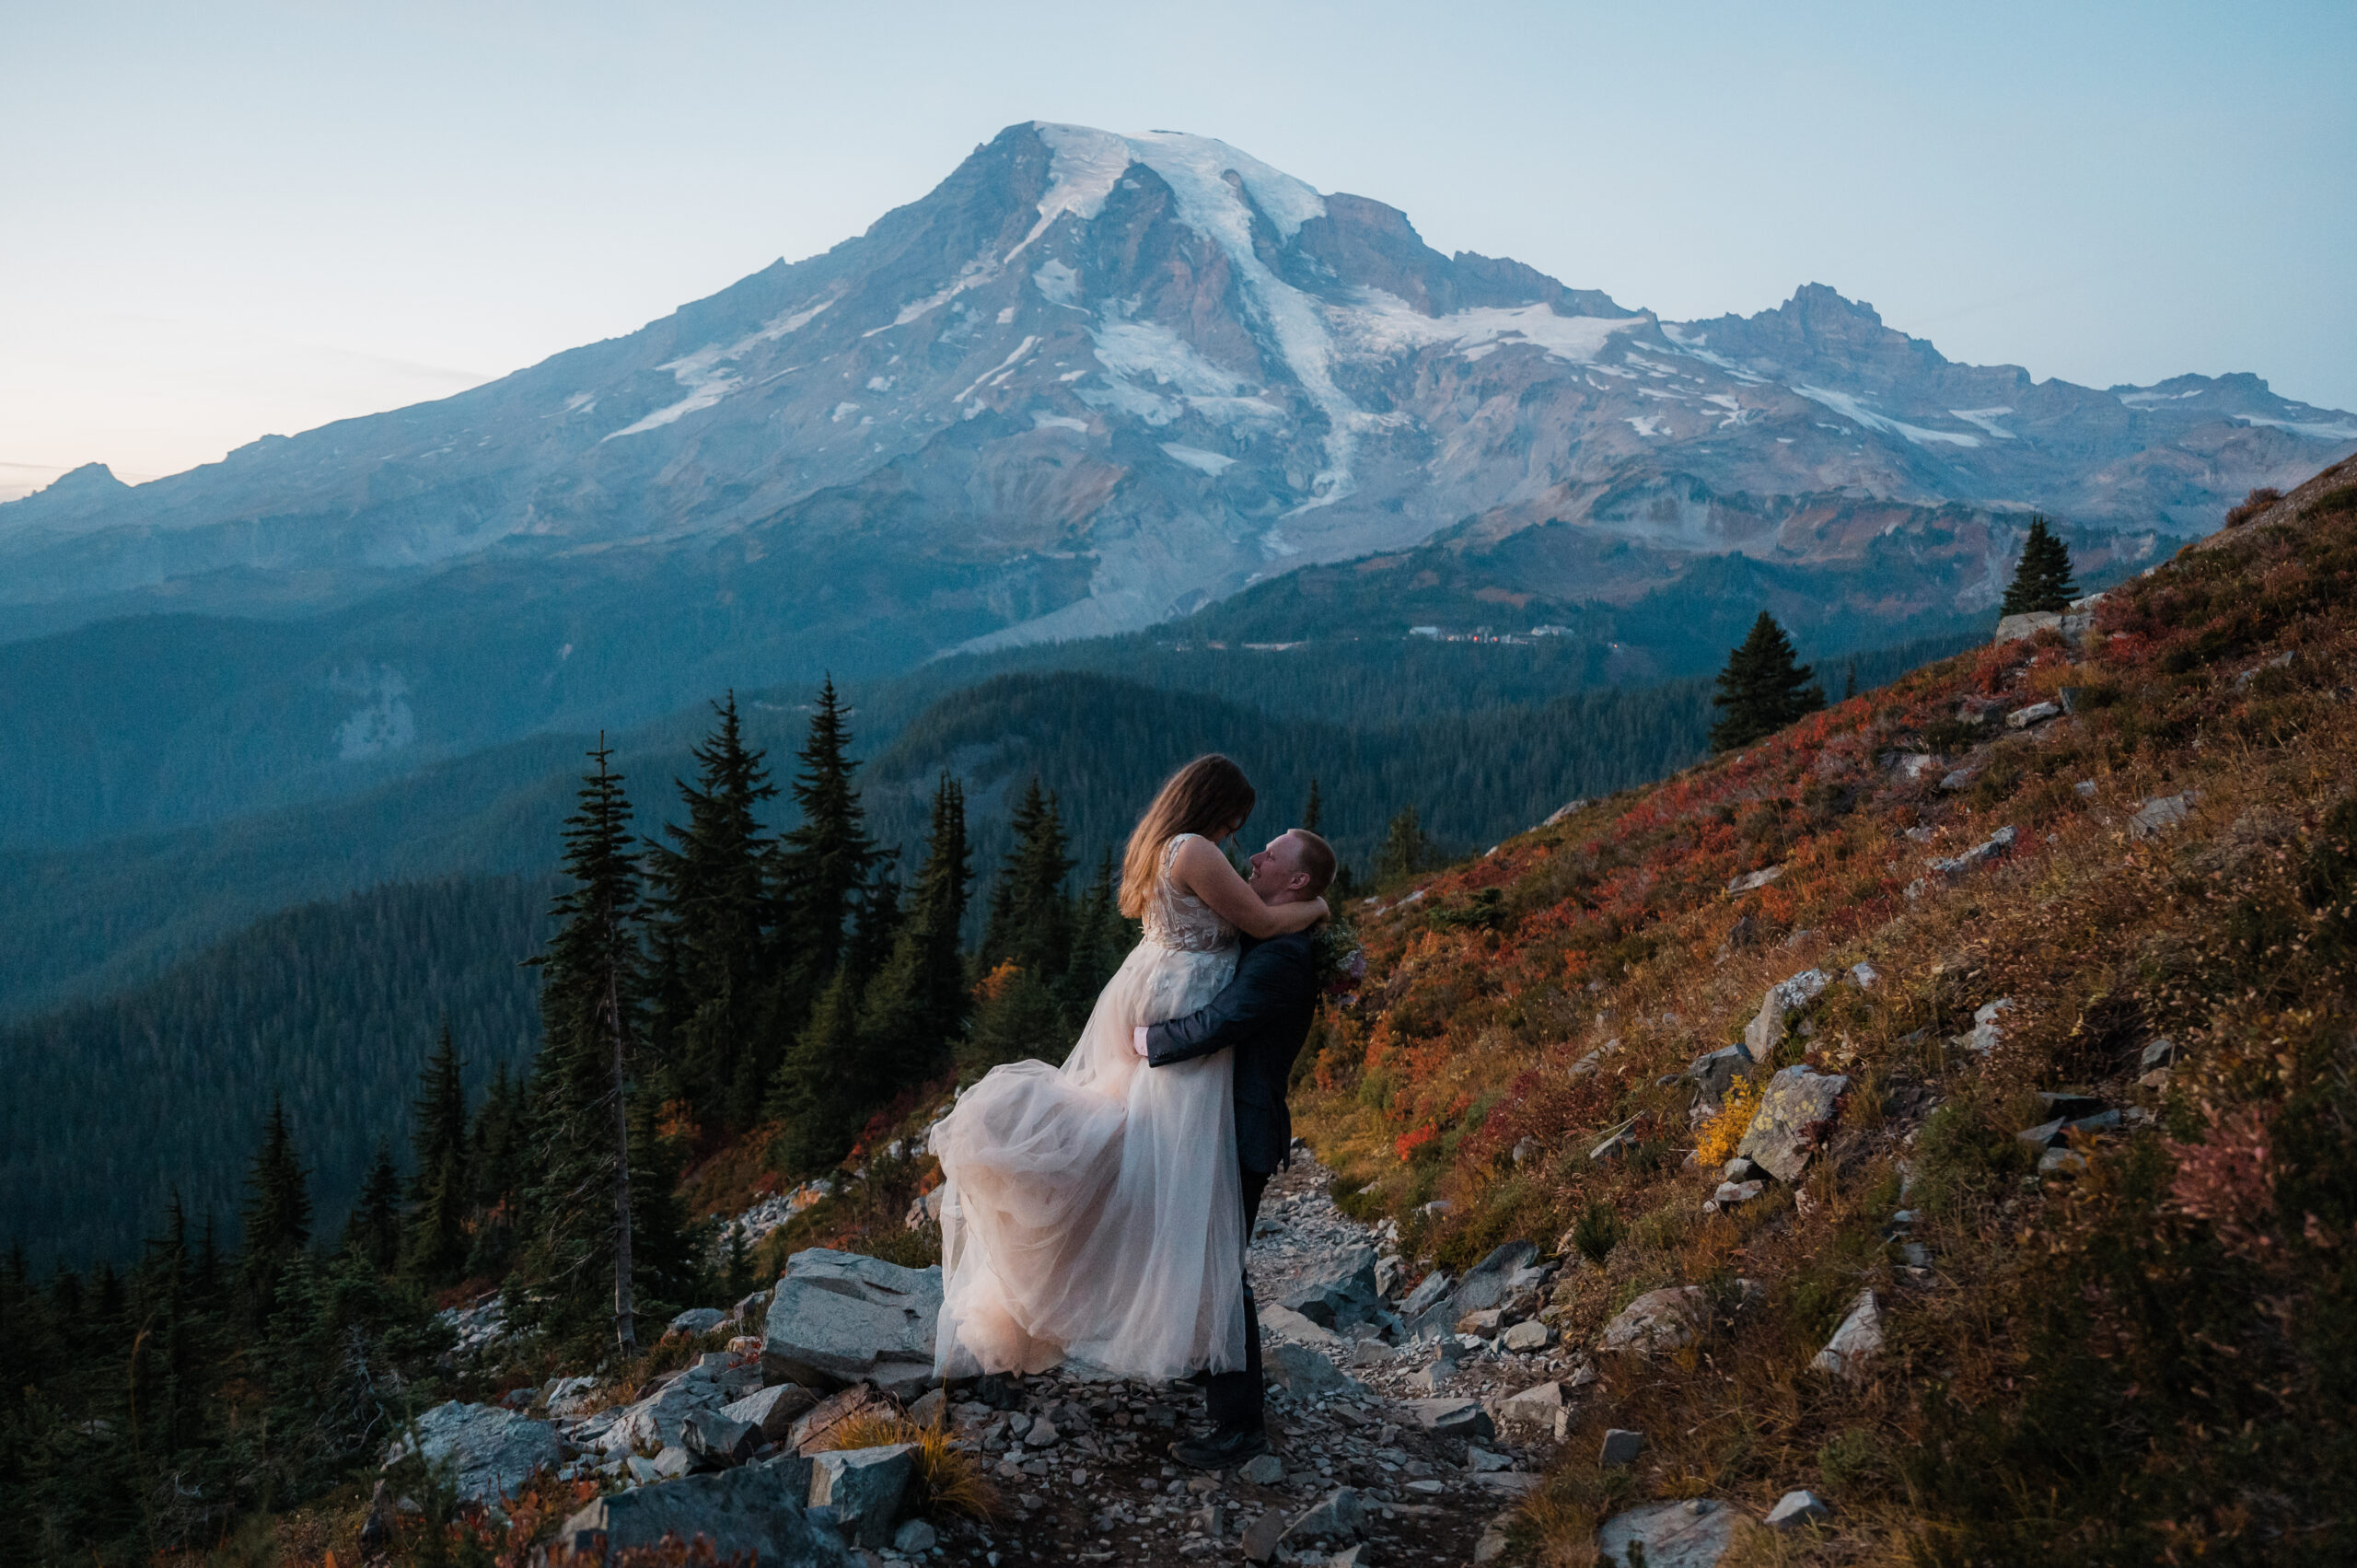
top-left (1169, 836), bottom-right (1328, 938)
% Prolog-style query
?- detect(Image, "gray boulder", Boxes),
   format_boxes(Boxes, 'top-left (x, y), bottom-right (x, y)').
top-left (1992, 610), bottom-right (2063, 645)
top-left (1687, 1043), bottom-right (1754, 1109)
top-left (1492, 1380), bottom-right (1571, 1439)
top-left (1765, 1490), bottom-right (1830, 1529)
top-left (668, 1307), bottom-right (728, 1339)
top-left (1736, 1066), bottom-right (1852, 1183)
top-left (1597, 1286), bottom-right (1708, 1354)
top-left (558, 1463), bottom-right (848, 1566)
top-left (1265, 1342), bottom-right (1360, 1398)
top-left (1397, 1269), bottom-right (1453, 1320)
top-left (682, 1408), bottom-right (761, 1467)
top-left (1596, 1498), bottom-right (1749, 1567)
top-left (1809, 1290), bottom-right (1884, 1381)
top-left (1598, 1428), bottom-right (1644, 1468)
top-left (1280, 1486), bottom-right (1367, 1545)
top-left (763, 1249), bottom-right (943, 1400)
top-left (386, 1401), bottom-right (563, 1504)
top-left (723, 1381), bottom-right (818, 1439)
top-left (1409, 1240), bottom-right (1537, 1334)
top-left (1279, 1242), bottom-right (1381, 1329)
top-left (1743, 970), bottom-right (1831, 1057)
top-left (807, 1443), bottom-right (916, 1548)
top-left (600, 1371), bottom-right (729, 1454)
top-left (787, 1383), bottom-right (897, 1454)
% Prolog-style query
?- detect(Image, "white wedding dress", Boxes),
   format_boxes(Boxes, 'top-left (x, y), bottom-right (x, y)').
top-left (933, 833), bottom-right (1247, 1381)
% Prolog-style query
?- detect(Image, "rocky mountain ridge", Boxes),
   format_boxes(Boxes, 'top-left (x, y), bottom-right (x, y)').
top-left (5, 121), bottom-right (2348, 659)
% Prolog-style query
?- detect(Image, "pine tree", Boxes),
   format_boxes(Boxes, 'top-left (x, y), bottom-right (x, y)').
top-left (766, 970), bottom-right (863, 1173)
top-left (645, 693), bottom-right (777, 1127)
top-left (1056, 851), bottom-right (1128, 1029)
top-left (980, 778), bottom-right (1074, 980)
top-left (1708, 611), bottom-right (1826, 752)
top-left (523, 739), bottom-right (649, 1354)
top-left (849, 774), bottom-right (978, 1103)
top-left (238, 1094), bottom-right (311, 1323)
top-left (343, 1141), bottom-right (403, 1272)
top-left (1302, 778), bottom-right (1324, 833)
top-left (772, 678), bottom-right (876, 1012)
top-left (2001, 515), bottom-right (2078, 615)
top-left (400, 1025), bottom-right (470, 1281)
top-left (623, 1091), bottom-right (702, 1319)
top-left (1377, 807), bottom-right (1431, 881)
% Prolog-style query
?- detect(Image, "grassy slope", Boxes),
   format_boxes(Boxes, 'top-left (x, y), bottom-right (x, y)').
top-left (1296, 459), bottom-right (2357, 1563)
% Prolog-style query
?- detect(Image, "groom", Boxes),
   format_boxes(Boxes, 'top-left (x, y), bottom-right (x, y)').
top-left (1133, 826), bottom-right (1337, 1468)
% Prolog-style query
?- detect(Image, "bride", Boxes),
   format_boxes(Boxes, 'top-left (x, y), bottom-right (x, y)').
top-left (932, 755), bottom-right (1329, 1381)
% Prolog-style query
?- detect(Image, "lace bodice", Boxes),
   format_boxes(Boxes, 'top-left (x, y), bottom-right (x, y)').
top-left (1142, 832), bottom-right (1237, 953)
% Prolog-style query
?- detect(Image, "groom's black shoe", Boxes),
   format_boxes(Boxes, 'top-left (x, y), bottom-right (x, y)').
top-left (1169, 1424), bottom-right (1271, 1470)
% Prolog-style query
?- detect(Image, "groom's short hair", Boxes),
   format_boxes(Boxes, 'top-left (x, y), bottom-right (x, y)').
top-left (1287, 829), bottom-right (1336, 897)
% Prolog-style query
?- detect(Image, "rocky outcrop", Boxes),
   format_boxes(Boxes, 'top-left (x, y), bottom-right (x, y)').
top-left (762, 1249), bottom-right (943, 1400)
top-left (557, 1461), bottom-right (849, 1565)
top-left (1743, 970), bottom-right (1830, 1056)
top-left (386, 1401), bottom-right (563, 1504)
top-left (1278, 1242), bottom-right (1381, 1329)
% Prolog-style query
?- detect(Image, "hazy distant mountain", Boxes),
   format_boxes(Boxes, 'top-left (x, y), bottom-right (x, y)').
top-left (1, 121), bottom-right (2349, 850)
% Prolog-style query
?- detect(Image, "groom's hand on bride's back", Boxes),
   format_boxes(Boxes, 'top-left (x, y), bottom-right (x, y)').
top-left (1133, 1024), bottom-right (1154, 1058)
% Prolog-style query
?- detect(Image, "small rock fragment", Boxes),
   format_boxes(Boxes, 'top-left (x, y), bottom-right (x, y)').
top-left (1766, 1489), bottom-right (1830, 1529)
top-left (1598, 1428), bottom-right (1644, 1468)
top-left (1240, 1452), bottom-right (1284, 1486)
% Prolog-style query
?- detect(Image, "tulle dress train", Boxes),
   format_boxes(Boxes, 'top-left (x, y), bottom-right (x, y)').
top-left (932, 834), bottom-right (1246, 1381)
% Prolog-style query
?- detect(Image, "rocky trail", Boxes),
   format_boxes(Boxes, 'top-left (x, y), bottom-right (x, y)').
top-left (396, 1148), bottom-right (1592, 1567)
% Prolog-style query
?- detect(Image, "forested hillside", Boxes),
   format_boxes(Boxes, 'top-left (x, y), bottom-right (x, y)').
top-left (0, 876), bottom-right (547, 1269)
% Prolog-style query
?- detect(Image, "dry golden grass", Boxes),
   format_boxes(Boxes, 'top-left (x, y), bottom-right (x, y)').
top-left (809, 1411), bottom-right (1002, 1523)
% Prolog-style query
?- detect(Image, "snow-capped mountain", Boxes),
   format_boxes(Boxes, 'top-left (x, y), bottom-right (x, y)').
top-left (4, 120), bottom-right (2348, 656)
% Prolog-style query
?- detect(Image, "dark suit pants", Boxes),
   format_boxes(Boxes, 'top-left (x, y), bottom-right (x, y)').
top-left (1205, 1168), bottom-right (1270, 1433)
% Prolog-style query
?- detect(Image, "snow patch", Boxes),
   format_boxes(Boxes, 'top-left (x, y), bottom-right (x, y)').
top-left (1032, 259), bottom-right (1081, 307)
top-left (1794, 385), bottom-right (1982, 447)
top-left (1949, 406), bottom-right (2017, 439)
top-left (1331, 290), bottom-right (1647, 367)
top-left (602, 297), bottom-right (833, 440)
top-left (331, 666), bottom-right (415, 761)
top-left (2117, 388), bottom-right (2203, 407)
top-left (2235, 414), bottom-right (2357, 441)
top-left (1160, 442), bottom-right (1236, 475)
top-left (954, 336), bottom-right (1039, 403)
top-left (1626, 415), bottom-right (1665, 437)
top-left (1031, 412), bottom-right (1090, 433)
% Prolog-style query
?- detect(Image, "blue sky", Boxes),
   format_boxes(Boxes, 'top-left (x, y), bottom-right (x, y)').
top-left (2, 0), bottom-right (2350, 495)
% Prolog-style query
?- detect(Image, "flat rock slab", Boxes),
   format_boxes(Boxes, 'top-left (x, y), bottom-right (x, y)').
top-left (1737, 1066), bottom-right (1852, 1183)
top-left (763, 1249), bottom-right (943, 1400)
top-left (1401, 1397), bottom-right (1495, 1441)
top-left (1596, 1497), bottom-right (1749, 1568)
top-left (388, 1401), bottom-right (563, 1504)
top-left (788, 1384), bottom-right (896, 1455)
top-left (559, 1463), bottom-right (848, 1566)
top-left (1266, 1342), bottom-right (1361, 1397)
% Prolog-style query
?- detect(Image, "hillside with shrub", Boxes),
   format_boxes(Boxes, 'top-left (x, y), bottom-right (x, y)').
top-left (1295, 456), bottom-right (2357, 1562)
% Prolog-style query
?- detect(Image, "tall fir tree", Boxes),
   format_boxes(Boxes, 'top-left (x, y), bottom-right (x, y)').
top-left (343, 1141), bottom-right (404, 1272)
top-left (523, 739), bottom-right (650, 1354)
top-left (1302, 777), bottom-right (1324, 833)
top-left (401, 1026), bottom-right (470, 1280)
top-left (1056, 851), bottom-right (1128, 1029)
top-left (464, 1062), bottom-right (527, 1280)
top-left (645, 693), bottom-right (777, 1128)
top-left (1377, 807), bottom-right (1431, 881)
top-left (772, 679), bottom-right (876, 992)
top-left (1708, 611), bottom-right (1826, 752)
top-left (848, 773), bottom-right (977, 1107)
top-left (238, 1093), bottom-right (311, 1324)
top-left (2000, 515), bottom-right (2079, 615)
top-left (980, 778), bottom-right (1074, 980)
top-left (765, 970), bottom-right (864, 1173)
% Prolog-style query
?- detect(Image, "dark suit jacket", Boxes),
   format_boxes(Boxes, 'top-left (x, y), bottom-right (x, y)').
top-left (1144, 930), bottom-right (1317, 1176)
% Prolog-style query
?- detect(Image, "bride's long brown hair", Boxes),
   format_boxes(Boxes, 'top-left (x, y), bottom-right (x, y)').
top-left (1119, 754), bottom-right (1258, 918)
